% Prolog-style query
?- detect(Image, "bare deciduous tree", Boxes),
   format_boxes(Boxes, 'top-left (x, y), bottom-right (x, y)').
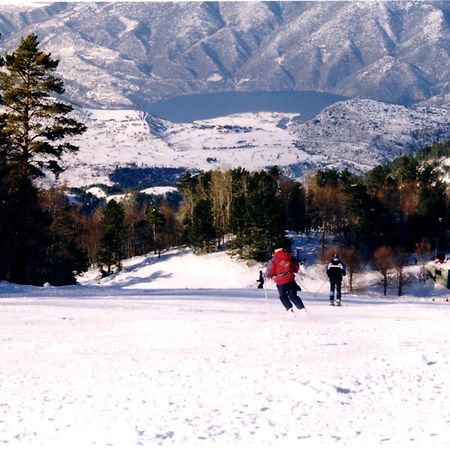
top-left (414, 238), bottom-right (432, 281)
top-left (210, 170), bottom-right (232, 248)
top-left (373, 246), bottom-right (394, 296)
top-left (393, 247), bottom-right (408, 296)
top-left (339, 247), bottom-right (363, 293)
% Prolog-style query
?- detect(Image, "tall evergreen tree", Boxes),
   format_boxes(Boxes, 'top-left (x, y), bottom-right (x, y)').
top-left (229, 170), bottom-right (285, 261)
top-left (39, 188), bottom-right (89, 285)
top-left (343, 183), bottom-right (384, 254)
top-left (280, 178), bottom-right (307, 232)
top-left (364, 165), bottom-right (389, 195)
top-left (97, 200), bottom-right (127, 276)
top-left (0, 33), bottom-right (85, 178)
top-left (146, 207), bottom-right (166, 257)
top-left (0, 163), bottom-right (50, 284)
top-left (0, 33), bottom-right (86, 285)
top-left (189, 199), bottom-right (216, 253)
top-left (246, 170), bottom-right (285, 254)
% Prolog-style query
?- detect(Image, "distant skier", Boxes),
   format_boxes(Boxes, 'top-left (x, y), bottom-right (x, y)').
top-left (326, 253), bottom-right (346, 306)
top-left (265, 247), bottom-right (305, 313)
top-left (256, 270), bottom-right (264, 289)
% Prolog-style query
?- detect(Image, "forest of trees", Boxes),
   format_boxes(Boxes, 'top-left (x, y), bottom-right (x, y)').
top-left (1, 34), bottom-right (449, 289)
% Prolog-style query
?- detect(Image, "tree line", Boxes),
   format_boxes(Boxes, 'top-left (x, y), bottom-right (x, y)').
top-left (33, 147), bottom-right (448, 291)
top-left (0, 33), bottom-right (448, 290)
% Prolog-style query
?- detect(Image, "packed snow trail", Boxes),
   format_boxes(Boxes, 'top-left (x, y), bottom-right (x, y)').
top-left (0, 288), bottom-right (449, 449)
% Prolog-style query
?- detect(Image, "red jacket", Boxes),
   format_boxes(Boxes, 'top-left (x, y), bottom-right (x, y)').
top-left (265, 249), bottom-right (299, 285)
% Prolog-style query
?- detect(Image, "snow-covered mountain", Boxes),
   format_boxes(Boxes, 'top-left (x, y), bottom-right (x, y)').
top-left (289, 99), bottom-right (450, 173)
top-left (0, 1), bottom-right (449, 108)
top-left (57, 99), bottom-right (450, 188)
top-left (2, 2), bottom-right (449, 188)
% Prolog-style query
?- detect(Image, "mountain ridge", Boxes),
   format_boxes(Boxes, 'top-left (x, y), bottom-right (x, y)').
top-left (1, 1), bottom-right (449, 187)
top-left (0, 1), bottom-right (449, 108)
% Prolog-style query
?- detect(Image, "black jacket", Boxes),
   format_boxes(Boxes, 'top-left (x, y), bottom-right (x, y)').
top-left (326, 258), bottom-right (346, 282)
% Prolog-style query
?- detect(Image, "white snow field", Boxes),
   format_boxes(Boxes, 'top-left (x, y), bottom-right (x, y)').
top-left (1, 249), bottom-right (450, 449)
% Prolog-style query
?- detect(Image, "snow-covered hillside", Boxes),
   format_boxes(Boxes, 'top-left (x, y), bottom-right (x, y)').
top-left (58, 99), bottom-right (450, 188)
top-left (1, 248), bottom-right (450, 448)
top-left (58, 109), bottom-right (305, 187)
top-left (1, 2), bottom-right (449, 188)
top-left (290, 99), bottom-right (450, 170)
top-left (1, 1), bottom-right (449, 107)
top-left (79, 248), bottom-right (266, 290)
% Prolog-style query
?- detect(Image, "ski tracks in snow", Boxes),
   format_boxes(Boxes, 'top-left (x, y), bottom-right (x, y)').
top-left (0, 293), bottom-right (449, 448)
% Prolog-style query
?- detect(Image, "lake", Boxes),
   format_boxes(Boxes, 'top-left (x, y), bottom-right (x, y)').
top-left (146, 90), bottom-right (348, 123)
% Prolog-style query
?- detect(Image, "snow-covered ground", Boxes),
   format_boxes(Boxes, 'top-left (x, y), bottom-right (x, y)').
top-left (57, 109), bottom-right (304, 188)
top-left (1, 249), bottom-right (450, 449)
top-left (55, 100), bottom-right (450, 189)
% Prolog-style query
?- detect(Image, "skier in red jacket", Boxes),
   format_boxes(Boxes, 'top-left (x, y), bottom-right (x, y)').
top-left (265, 247), bottom-right (305, 313)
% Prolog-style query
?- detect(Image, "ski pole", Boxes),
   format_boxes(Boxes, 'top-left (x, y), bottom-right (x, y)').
top-left (292, 277), bottom-right (308, 313)
top-left (296, 277), bottom-right (326, 298)
top-left (295, 276), bottom-right (312, 295)
top-left (297, 281), bottom-right (310, 293)
top-left (313, 279), bottom-right (327, 297)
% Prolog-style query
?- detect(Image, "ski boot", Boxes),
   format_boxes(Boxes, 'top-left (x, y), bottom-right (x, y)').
top-left (336, 300), bottom-right (341, 307)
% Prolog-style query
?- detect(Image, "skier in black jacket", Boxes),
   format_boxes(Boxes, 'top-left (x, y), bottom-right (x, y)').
top-left (256, 270), bottom-right (264, 289)
top-left (326, 254), bottom-right (346, 306)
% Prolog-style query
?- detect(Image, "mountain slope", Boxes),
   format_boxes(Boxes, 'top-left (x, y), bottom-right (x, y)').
top-left (57, 99), bottom-right (450, 188)
top-left (0, 1), bottom-right (449, 108)
top-left (289, 99), bottom-right (450, 171)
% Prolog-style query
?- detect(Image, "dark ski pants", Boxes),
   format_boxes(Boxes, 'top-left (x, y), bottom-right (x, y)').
top-left (329, 280), bottom-right (342, 301)
top-left (277, 281), bottom-right (305, 311)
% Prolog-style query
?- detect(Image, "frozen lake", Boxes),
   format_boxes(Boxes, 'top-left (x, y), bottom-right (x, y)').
top-left (146, 90), bottom-right (347, 122)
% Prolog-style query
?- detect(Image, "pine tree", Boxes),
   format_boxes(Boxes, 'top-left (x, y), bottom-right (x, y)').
top-left (0, 163), bottom-right (50, 284)
top-left (364, 165), bottom-right (389, 195)
top-left (0, 33), bottom-right (87, 285)
top-left (189, 199), bottom-right (216, 253)
top-left (228, 168), bottom-right (250, 238)
top-left (280, 178), bottom-right (307, 233)
top-left (246, 170), bottom-right (285, 258)
top-left (146, 207), bottom-right (166, 257)
top-left (344, 183), bottom-right (387, 255)
top-left (97, 200), bottom-right (127, 276)
top-left (39, 188), bottom-right (89, 285)
top-left (228, 170), bottom-right (285, 261)
top-left (0, 33), bottom-right (86, 178)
